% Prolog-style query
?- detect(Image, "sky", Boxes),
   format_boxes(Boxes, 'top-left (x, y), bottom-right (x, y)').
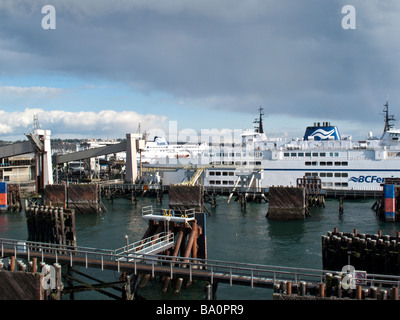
top-left (0, 0), bottom-right (400, 141)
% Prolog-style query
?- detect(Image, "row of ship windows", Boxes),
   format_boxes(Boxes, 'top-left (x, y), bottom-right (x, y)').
top-left (205, 152), bottom-right (263, 157)
top-left (305, 161), bottom-right (348, 166)
top-left (209, 180), bottom-right (235, 185)
top-left (284, 152), bottom-right (340, 158)
top-left (305, 172), bottom-right (348, 178)
top-left (209, 170), bottom-right (350, 177)
top-left (209, 171), bottom-right (235, 176)
top-left (208, 180), bottom-right (349, 187)
top-left (209, 161), bottom-right (262, 166)
top-left (322, 182), bottom-right (348, 187)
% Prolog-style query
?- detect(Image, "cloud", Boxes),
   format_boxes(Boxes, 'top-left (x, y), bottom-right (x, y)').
top-left (0, 108), bottom-right (167, 139)
top-left (0, 86), bottom-right (62, 96)
top-left (0, 0), bottom-right (399, 130)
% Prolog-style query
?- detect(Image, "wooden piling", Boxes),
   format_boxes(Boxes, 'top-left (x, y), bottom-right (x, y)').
top-left (124, 275), bottom-right (132, 300)
top-left (10, 256), bottom-right (15, 272)
top-left (369, 287), bottom-right (378, 299)
top-left (380, 289), bottom-right (388, 300)
top-left (53, 263), bottom-right (62, 300)
top-left (334, 275), bottom-right (342, 298)
top-left (391, 286), bottom-right (399, 300)
top-left (174, 278), bottom-right (183, 294)
top-left (212, 282), bottom-right (218, 300)
top-left (211, 192), bottom-right (217, 208)
top-left (32, 257), bottom-right (37, 273)
top-left (299, 281), bottom-right (307, 296)
top-left (286, 281), bottom-right (292, 295)
top-left (356, 285), bottom-right (362, 300)
top-left (138, 274), bottom-right (150, 288)
top-left (339, 197), bottom-right (344, 213)
top-left (319, 283), bottom-right (325, 298)
top-left (240, 193), bottom-right (246, 211)
top-left (162, 277), bottom-right (171, 294)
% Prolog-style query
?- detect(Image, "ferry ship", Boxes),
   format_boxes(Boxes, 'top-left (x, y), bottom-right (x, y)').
top-left (140, 102), bottom-right (400, 192)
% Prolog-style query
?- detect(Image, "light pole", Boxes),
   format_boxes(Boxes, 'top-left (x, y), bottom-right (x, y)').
top-left (125, 235), bottom-right (129, 254)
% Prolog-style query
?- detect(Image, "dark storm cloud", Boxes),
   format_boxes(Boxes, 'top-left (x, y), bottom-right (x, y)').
top-left (1, 0), bottom-right (400, 126)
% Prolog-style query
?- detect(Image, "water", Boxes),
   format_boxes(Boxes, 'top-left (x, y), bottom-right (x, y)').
top-left (0, 195), bottom-right (399, 300)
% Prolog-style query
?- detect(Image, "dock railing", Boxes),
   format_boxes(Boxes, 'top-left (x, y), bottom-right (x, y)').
top-left (1, 237), bottom-right (400, 296)
top-left (141, 206), bottom-right (196, 223)
top-left (114, 232), bottom-right (175, 261)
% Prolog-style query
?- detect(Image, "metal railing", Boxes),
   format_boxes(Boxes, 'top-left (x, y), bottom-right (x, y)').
top-left (0, 238), bottom-right (116, 270)
top-left (142, 206), bottom-right (196, 219)
top-left (141, 205), bottom-right (153, 216)
top-left (141, 206), bottom-right (197, 224)
top-left (114, 232), bottom-right (174, 259)
top-left (1, 237), bottom-right (400, 295)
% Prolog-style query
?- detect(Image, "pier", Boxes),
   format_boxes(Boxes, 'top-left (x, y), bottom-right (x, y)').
top-left (1, 237), bottom-right (400, 300)
top-left (96, 179), bottom-right (384, 200)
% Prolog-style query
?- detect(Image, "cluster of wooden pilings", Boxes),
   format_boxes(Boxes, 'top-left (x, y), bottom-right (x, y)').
top-left (0, 256), bottom-right (62, 300)
top-left (322, 227), bottom-right (400, 275)
top-left (306, 194), bottom-right (325, 208)
top-left (25, 204), bottom-right (76, 247)
top-left (137, 214), bottom-right (206, 295)
top-left (232, 192), bottom-right (267, 211)
top-left (6, 184), bottom-right (22, 212)
top-left (273, 278), bottom-right (399, 300)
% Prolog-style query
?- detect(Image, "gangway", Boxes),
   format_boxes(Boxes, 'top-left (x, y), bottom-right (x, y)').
top-left (181, 167), bottom-right (204, 186)
top-left (141, 206), bottom-right (196, 224)
top-left (115, 232), bottom-right (174, 262)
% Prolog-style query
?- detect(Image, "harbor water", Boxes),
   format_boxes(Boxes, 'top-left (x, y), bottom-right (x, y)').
top-left (0, 195), bottom-right (398, 300)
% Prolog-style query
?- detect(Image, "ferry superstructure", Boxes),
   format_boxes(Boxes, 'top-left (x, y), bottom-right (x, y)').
top-left (140, 103), bottom-right (400, 192)
top-left (140, 136), bottom-right (208, 163)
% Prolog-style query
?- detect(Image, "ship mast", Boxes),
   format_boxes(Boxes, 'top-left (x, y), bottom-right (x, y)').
top-left (254, 106), bottom-right (264, 133)
top-left (382, 101), bottom-right (396, 138)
